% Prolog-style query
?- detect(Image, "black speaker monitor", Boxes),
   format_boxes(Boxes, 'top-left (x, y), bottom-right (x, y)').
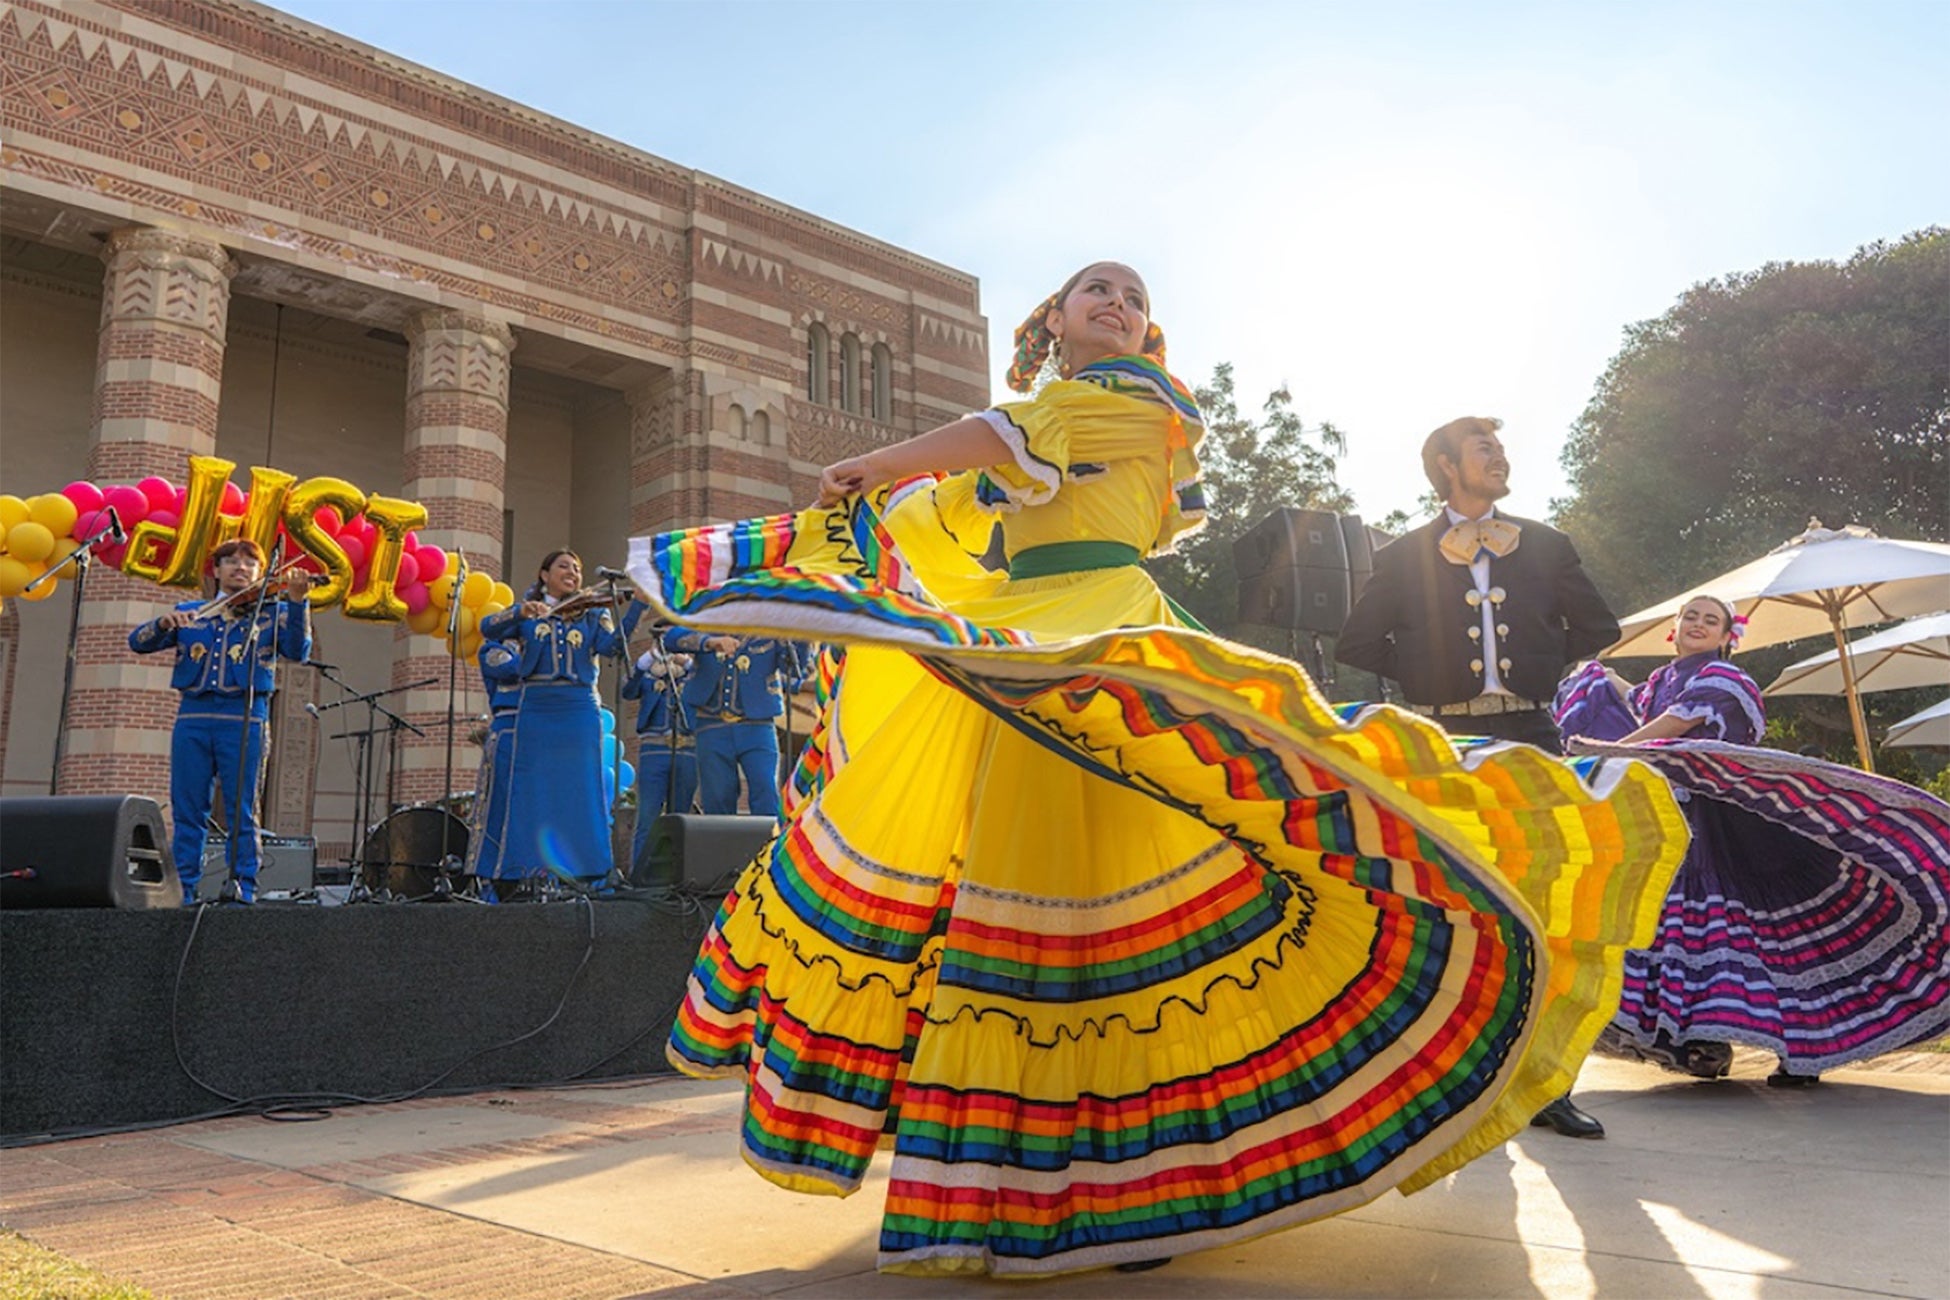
top-left (1234, 508), bottom-right (1354, 635)
top-left (634, 814), bottom-right (776, 891)
top-left (0, 795), bottom-right (179, 910)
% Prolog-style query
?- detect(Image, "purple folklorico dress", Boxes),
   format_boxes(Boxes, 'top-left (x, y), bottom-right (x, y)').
top-left (1554, 652), bottom-right (1950, 1076)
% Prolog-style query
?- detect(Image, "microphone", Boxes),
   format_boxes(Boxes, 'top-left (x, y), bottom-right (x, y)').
top-left (104, 506), bottom-right (126, 545)
top-left (595, 565), bottom-right (631, 583)
top-left (304, 703), bottom-right (320, 719)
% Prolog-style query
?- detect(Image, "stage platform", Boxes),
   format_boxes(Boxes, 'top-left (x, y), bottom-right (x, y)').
top-left (0, 895), bottom-right (711, 1143)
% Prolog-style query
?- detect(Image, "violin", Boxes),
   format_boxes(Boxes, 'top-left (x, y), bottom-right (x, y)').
top-left (529, 582), bottom-right (626, 622)
top-left (185, 558), bottom-right (326, 623)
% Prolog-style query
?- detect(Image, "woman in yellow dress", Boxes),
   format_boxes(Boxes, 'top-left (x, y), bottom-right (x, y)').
top-left (627, 262), bottom-right (1686, 1277)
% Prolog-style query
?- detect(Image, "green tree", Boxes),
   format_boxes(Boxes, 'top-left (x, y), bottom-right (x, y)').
top-left (1554, 227), bottom-right (1949, 618)
top-left (1146, 363), bottom-right (1353, 649)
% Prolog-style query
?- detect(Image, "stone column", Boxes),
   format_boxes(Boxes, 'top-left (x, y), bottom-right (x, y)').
top-left (58, 228), bottom-right (235, 799)
top-left (628, 366), bottom-right (704, 532)
top-left (391, 308), bottom-right (514, 805)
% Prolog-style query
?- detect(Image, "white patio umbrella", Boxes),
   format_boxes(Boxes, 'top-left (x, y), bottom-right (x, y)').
top-left (1604, 523), bottom-right (1950, 771)
top-left (1766, 610), bottom-right (1950, 697)
top-left (1885, 697), bottom-right (1950, 749)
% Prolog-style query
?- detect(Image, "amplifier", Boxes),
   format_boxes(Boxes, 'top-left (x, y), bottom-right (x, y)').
top-left (198, 834), bottom-right (317, 900)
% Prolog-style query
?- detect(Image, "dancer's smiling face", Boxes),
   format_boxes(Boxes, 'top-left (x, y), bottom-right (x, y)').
top-left (539, 551), bottom-right (582, 599)
top-left (1047, 263), bottom-right (1150, 373)
top-left (1674, 597), bottom-right (1734, 656)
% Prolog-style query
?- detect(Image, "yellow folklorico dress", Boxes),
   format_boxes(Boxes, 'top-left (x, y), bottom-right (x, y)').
top-left (626, 356), bottom-right (1685, 1277)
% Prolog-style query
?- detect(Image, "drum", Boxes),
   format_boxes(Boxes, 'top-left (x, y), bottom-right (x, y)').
top-left (358, 806), bottom-right (468, 898)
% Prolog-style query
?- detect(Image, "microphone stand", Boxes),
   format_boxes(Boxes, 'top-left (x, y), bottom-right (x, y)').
top-left (601, 577), bottom-right (631, 890)
top-left (313, 666), bottom-right (430, 901)
top-left (438, 550), bottom-right (468, 896)
top-left (217, 539), bottom-right (287, 904)
top-left (31, 510), bottom-right (123, 795)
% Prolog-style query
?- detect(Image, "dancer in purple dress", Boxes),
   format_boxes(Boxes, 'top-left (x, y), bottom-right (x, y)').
top-left (1556, 595), bottom-right (1950, 1085)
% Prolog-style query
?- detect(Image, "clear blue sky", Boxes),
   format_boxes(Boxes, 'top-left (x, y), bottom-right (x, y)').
top-left (273, 0), bottom-right (1948, 525)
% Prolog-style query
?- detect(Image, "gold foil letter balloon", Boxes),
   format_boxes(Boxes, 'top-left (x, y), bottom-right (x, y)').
top-left (343, 494), bottom-right (429, 621)
top-left (125, 455), bottom-right (234, 587)
top-left (282, 477), bottom-right (368, 607)
top-left (224, 466), bottom-right (297, 557)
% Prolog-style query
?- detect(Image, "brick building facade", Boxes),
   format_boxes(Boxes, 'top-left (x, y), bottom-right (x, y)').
top-left (0, 0), bottom-right (988, 855)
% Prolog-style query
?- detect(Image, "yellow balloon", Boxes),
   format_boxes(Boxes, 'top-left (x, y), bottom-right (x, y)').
top-left (455, 629), bottom-right (484, 660)
top-left (48, 538), bottom-right (82, 577)
top-left (281, 477), bottom-right (367, 610)
top-left (7, 521), bottom-right (55, 564)
top-left (406, 603), bottom-right (443, 636)
top-left (27, 493), bottom-right (78, 539)
top-left (460, 570), bottom-right (493, 610)
top-left (489, 581), bottom-right (515, 609)
top-left (444, 552), bottom-right (462, 578)
top-left (428, 574), bottom-right (459, 609)
top-left (342, 494), bottom-right (428, 623)
top-left (0, 495), bottom-right (29, 534)
top-left (17, 561), bottom-right (54, 601)
top-left (0, 555), bottom-right (32, 597)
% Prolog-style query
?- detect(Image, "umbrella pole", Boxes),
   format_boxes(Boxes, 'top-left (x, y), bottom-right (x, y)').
top-left (1829, 610), bottom-right (1875, 773)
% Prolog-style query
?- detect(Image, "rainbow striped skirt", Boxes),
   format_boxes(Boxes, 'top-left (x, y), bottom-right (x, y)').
top-left (629, 490), bottom-right (1686, 1276)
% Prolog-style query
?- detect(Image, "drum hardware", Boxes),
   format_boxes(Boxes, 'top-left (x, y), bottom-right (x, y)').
top-left (356, 805), bottom-right (475, 902)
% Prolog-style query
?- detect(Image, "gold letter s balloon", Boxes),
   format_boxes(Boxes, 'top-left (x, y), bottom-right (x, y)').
top-left (282, 477), bottom-right (367, 607)
top-left (343, 494), bottom-right (429, 622)
top-left (125, 454), bottom-right (234, 588)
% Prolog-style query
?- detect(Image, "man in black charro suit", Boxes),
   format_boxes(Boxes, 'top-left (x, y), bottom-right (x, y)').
top-left (1337, 415), bottom-right (1620, 1140)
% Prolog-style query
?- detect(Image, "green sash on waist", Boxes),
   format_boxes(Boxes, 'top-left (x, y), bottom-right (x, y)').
top-left (1006, 541), bottom-right (1142, 580)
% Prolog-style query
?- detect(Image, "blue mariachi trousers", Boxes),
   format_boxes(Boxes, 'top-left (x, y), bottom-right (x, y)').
top-left (170, 698), bottom-right (268, 904)
top-left (695, 720), bottom-right (781, 817)
top-left (631, 737), bottom-right (699, 867)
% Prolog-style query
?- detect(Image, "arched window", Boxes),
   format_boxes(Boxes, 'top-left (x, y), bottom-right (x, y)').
top-left (750, 410), bottom-right (771, 445)
top-left (871, 343), bottom-right (893, 422)
top-left (728, 403), bottom-right (748, 439)
top-left (806, 323), bottom-right (830, 405)
top-left (840, 332), bottom-right (862, 413)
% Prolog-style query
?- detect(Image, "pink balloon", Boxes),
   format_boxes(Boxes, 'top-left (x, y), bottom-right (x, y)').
top-left (415, 544), bottom-right (447, 583)
top-left (137, 477), bottom-right (176, 514)
top-left (148, 509), bottom-right (180, 531)
top-left (338, 533), bottom-right (368, 571)
top-left (219, 481), bottom-right (246, 516)
top-left (402, 530), bottom-right (421, 556)
top-left (396, 550), bottom-right (425, 585)
top-left (62, 481), bottom-right (105, 522)
top-left (171, 485), bottom-right (189, 514)
top-left (74, 509), bottom-right (112, 550)
top-left (314, 505), bottom-right (343, 535)
top-left (399, 580), bottom-right (430, 614)
top-left (101, 485), bottom-right (148, 525)
top-left (97, 540), bottom-right (129, 570)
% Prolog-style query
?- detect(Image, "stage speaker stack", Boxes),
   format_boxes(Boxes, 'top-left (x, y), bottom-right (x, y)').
top-left (0, 795), bottom-right (178, 909)
top-left (1235, 508), bottom-right (1370, 633)
top-left (634, 814), bottom-right (776, 892)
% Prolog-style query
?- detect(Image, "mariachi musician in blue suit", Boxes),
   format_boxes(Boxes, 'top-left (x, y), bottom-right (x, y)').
top-left (662, 628), bottom-right (807, 817)
top-left (476, 549), bottom-right (627, 892)
top-left (128, 538), bottom-right (312, 905)
top-left (466, 635), bottom-right (523, 894)
top-left (621, 618), bottom-right (697, 865)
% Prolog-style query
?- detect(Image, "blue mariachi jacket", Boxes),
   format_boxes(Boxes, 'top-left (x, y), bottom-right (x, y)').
top-left (128, 599), bottom-right (311, 707)
top-left (477, 639), bottom-right (522, 716)
top-left (479, 598), bottom-right (626, 687)
top-left (663, 630), bottom-right (807, 723)
top-left (621, 650), bottom-right (692, 739)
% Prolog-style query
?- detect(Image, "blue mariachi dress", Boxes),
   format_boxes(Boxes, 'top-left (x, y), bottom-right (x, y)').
top-left (129, 596), bottom-right (311, 904)
top-left (622, 642), bottom-right (698, 866)
top-left (467, 638), bottom-right (523, 887)
top-left (475, 597), bottom-right (625, 886)
top-left (1556, 653), bottom-right (1950, 1075)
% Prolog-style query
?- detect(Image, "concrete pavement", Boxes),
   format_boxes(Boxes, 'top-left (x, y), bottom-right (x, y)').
top-left (3, 1050), bottom-right (1945, 1299)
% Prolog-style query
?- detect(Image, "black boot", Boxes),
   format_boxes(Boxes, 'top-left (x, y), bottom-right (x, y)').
top-left (1114, 1258), bottom-right (1173, 1273)
top-left (1767, 1065), bottom-right (1821, 1088)
top-left (1530, 1095), bottom-right (1605, 1138)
